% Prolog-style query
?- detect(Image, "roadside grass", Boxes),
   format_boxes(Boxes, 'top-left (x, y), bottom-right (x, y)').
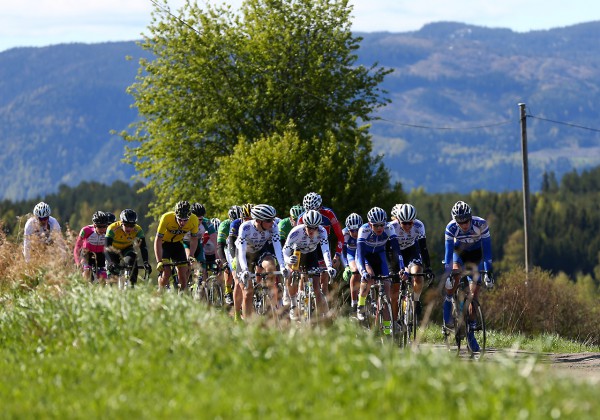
top-left (1, 280), bottom-right (599, 418)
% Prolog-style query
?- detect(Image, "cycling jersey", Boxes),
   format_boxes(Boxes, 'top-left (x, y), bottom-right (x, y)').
top-left (341, 226), bottom-right (359, 267)
top-left (282, 224), bottom-right (333, 268)
top-left (23, 216), bottom-right (62, 261)
top-left (156, 212), bottom-right (199, 242)
top-left (235, 220), bottom-right (285, 272)
top-left (216, 219), bottom-right (233, 268)
top-left (106, 221), bottom-right (145, 250)
top-left (73, 225), bottom-right (105, 264)
top-left (298, 206), bottom-right (344, 254)
top-left (278, 217), bottom-right (294, 244)
top-left (444, 216), bottom-right (492, 271)
top-left (389, 219), bottom-right (426, 250)
top-left (356, 222), bottom-right (403, 277)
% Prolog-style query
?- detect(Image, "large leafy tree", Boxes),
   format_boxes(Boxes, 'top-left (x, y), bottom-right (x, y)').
top-left (123, 0), bottom-right (397, 216)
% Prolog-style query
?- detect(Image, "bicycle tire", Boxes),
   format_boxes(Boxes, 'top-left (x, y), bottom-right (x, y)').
top-left (466, 299), bottom-right (486, 356)
top-left (375, 297), bottom-right (395, 342)
top-left (399, 297), bottom-right (415, 348)
top-left (207, 277), bottom-right (223, 307)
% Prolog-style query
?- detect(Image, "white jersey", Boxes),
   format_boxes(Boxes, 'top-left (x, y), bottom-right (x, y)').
top-left (389, 219), bottom-right (426, 250)
top-left (282, 224), bottom-right (333, 268)
top-left (23, 216), bottom-right (62, 261)
top-left (235, 220), bottom-right (285, 272)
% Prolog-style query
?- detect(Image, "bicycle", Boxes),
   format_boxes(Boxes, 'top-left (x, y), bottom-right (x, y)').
top-left (357, 274), bottom-right (396, 342)
top-left (249, 271), bottom-right (283, 320)
top-left (159, 260), bottom-right (190, 293)
top-left (291, 267), bottom-right (327, 324)
top-left (116, 264), bottom-right (150, 290)
top-left (396, 271), bottom-right (435, 348)
top-left (442, 269), bottom-right (488, 357)
top-left (191, 263), bottom-right (224, 307)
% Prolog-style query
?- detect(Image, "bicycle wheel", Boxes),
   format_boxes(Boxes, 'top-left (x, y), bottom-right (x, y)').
top-left (466, 299), bottom-right (486, 356)
top-left (399, 296), bottom-right (415, 348)
top-left (375, 298), bottom-right (394, 342)
top-left (207, 277), bottom-right (223, 307)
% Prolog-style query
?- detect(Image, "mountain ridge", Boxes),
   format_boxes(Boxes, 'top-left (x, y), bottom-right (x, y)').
top-left (2, 21), bottom-right (600, 200)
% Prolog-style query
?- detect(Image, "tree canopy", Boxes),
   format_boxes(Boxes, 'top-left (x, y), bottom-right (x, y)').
top-left (122, 0), bottom-right (397, 216)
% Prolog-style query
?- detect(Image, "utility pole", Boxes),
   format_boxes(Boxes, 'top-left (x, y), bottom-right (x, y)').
top-left (519, 103), bottom-right (531, 280)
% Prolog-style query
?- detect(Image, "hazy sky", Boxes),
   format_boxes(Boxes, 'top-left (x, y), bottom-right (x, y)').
top-left (2, 0), bottom-right (600, 52)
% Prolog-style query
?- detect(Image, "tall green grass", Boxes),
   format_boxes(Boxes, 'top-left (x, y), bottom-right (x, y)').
top-left (1, 281), bottom-right (599, 419)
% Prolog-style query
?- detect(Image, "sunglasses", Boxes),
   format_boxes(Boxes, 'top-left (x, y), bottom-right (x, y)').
top-left (176, 217), bottom-right (190, 223)
top-left (372, 223), bottom-right (385, 228)
top-left (123, 222), bottom-right (136, 228)
top-left (38, 217), bottom-right (49, 221)
top-left (401, 221), bottom-right (413, 226)
top-left (95, 224), bottom-right (108, 229)
top-left (306, 226), bottom-right (318, 231)
top-left (456, 217), bottom-right (471, 224)
top-left (349, 228), bottom-right (359, 233)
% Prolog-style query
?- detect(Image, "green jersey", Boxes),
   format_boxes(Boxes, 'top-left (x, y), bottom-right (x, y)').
top-left (278, 217), bottom-right (294, 244)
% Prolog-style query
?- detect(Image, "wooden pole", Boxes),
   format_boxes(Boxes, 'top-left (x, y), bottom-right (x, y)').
top-left (519, 103), bottom-right (531, 280)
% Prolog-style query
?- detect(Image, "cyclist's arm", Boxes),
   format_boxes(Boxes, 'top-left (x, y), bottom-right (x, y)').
top-left (341, 243), bottom-right (349, 267)
top-left (389, 238), bottom-right (405, 270)
top-left (188, 235), bottom-right (199, 259)
top-left (138, 237), bottom-right (149, 263)
top-left (154, 234), bottom-right (164, 263)
top-left (331, 219), bottom-right (345, 254)
top-left (104, 236), bottom-right (115, 265)
top-left (320, 239), bottom-right (333, 269)
top-left (73, 232), bottom-right (85, 265)
top-left (482, 235), bottom-right (493, 272)
top-left (236, 239), bottom-right (249, 272)
top-left (356, 241), bottom-right (367, 276)
top-left (417, 237), bottom-right (431, 268)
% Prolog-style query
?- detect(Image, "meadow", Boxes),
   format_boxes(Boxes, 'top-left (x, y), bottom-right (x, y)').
top-left (1, 274), bottom-right (599, 419)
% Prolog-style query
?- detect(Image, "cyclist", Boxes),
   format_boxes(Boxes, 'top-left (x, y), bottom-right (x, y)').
top-left (235, 204), bottom-right (288, 319)
top-left (388, 203), bottom-right (433, 322)
top-left (298, 192), bottom-right (344, 296)
top-left (217, 205), bottom-right (242, 305)
top-left (283, 210), bottom-right (337, 320)
top-left (73, 211), bottom-right (109, 281)
top-left (229, 203), bottom-right (253, 320)
top-left (355, 207), bottom-right (404, 336)
top-left (443, 200), bottom-right (494, 352)
top-left (186, 202), bottom-right (217, 286)
top-left (156, 201), bottom-right (199, 291)
top-left (106, 212), bottom-right (117, 224)
top-left (278, 204), bottom-right (304, 306)
top-left (341, 213), bottom-right (362, 312)
top-left (105, 209), bottom-right (151, 285)
top-left (23, 201), bottom-right (65, 262)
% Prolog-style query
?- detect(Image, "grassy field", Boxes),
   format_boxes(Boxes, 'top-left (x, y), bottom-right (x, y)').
top-left (1, 279), bottom-right (599, 419)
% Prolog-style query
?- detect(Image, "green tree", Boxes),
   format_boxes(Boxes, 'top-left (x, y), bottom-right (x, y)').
top-left (122, 0), bottom-right (394, 216)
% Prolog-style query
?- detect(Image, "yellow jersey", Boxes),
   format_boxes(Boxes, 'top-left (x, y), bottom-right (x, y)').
top-left (106, 221), bottom-right (145, 250)
top-left (156, 212), bottom-right (199, 243)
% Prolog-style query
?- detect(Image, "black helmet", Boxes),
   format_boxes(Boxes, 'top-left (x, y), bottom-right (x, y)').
top-left (120, 209), bottom-right (138, 224)
top-left (106, 212), bottom-right (117, 224)
top-left (92, 211), bottom-right (109, 226)
top-left (175, 200), bottom-right (192, 219)
top-left (191, 202), bottom-right (206, 218)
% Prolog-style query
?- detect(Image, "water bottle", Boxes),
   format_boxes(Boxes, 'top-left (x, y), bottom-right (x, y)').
top-left (291, 249), bottom-right (301, 271)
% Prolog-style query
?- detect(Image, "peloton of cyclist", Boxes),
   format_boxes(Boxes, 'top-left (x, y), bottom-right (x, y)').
top-left (279, 204), bottom-right (304, 306)
top-left (105, 209), bottom-right (152, 285)
top-left (341, 213), bottom-right (363, 312)
top-left (73, 211), bottom-right (109, 281)
top-left (388, 203), bottom-right (433, 322)
top-left (217, 205), bottom-right (243, 306)
top-left (282, 210), bottom-right (337, 320)
top-left (355, 207), bottom-right (404, 336)
top-left (23, 201), bottom-right (65, 263)
top-left (155, 201), bottom-right (199, 292)
top-left (234, 204), bottom-right (288, 319)
top-left (443, 200), bottom-right (494, 352)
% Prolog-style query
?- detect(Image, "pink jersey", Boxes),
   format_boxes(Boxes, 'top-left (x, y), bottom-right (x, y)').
top-left (73, 225), bottom-right (106, 264)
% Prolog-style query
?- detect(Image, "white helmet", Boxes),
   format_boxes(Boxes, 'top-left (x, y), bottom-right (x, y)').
top-left (303, 192), bottom-right (322, 211)
top-left (33, 202), bottom-right (51, 218)
top-left (451, 201), bottom-right (472, 223)
top-left (367, 207), bottom-right (387, 224)
top-left (303, 210), bottom-right (322, 228)
top-left (251, 204), bottom-right (277, 221)
top-left (397, 204), bottom-right (417, 222)
top-left (345, 213), bottom-right (363, 230)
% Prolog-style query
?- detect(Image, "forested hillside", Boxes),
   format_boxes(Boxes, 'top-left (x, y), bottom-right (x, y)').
top-left (3, 22), bottom-right (600, 199)
top-left (2, 167), bottom-right (599, 284)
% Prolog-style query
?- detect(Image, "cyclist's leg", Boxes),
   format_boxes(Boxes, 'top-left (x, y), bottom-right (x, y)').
top-left (122, 248), bottom-right (138, 286)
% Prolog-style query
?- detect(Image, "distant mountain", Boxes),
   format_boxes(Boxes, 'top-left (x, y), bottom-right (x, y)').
top-left (2, 22), bottom-right (600, 200)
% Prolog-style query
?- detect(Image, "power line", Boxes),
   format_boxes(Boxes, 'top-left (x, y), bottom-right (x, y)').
top-left (527, 114), bottom-right (600, 133)
top-left (375, 117), bottom-right (514, 130)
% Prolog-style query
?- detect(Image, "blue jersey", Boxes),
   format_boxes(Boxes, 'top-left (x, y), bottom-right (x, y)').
top-left (356, 222), bottom-right (403, 276)
top-left (444, 216), bottom-right (492, 270)
top-left (341, 227), bottom-right (358, 266)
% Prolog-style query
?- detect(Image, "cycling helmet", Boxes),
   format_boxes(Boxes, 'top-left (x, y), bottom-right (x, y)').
top-left (303, 210), bottom-right (322, 228)
top-left (191, 202), bottom-right (206, 218)
top-left (391, 204), bottom-right (402, 219)
top-left (92, 211), bottom-right (109, 226)
top-left (174, 200), bottom-right (192, 219)
top-left (33, 202), bottom-right (51, 218)
top-left (241, 203), bottom-right (254, 219)
top-left (303, 192), bottom-right (322, 211)
top-left (367, 207), bottom-right (387, 224)
top-left (120, 208), bottom-right (138, 224)
top-left (345, 213), bottom-right (363, 230)
top-left (451, 201), bottom-right (472, 223)
top-left (228, 205), bottom-right (242, 221)
top-left (106, 212), bottom-right (117, 224)
top-left (397, 204), bottom-right (417, 222)
top-left (211, 217), bottom-right (221, 230)
top-left (289, 205), bottom-right (304, 219)
top-left (251, 204), bottom-right (276, 221)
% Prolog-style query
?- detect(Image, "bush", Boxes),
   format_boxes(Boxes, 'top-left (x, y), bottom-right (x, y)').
top-left (486, 267), bottom-right (600, 345)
